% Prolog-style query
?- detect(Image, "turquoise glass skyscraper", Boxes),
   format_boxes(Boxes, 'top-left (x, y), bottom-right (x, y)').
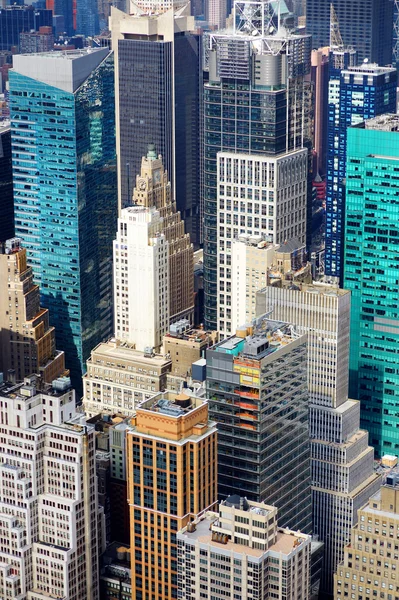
top-left (344, 114), bottom-right (399, 456)
top-left (9, 49), bottom-right (117, 393)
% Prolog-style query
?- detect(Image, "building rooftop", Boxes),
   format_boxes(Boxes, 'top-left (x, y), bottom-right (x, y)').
top-left (12, 47), bottom-right (110, 93)
top-left (213, 317), bottom-right (303, 360)
top-left (136, 390), bottom-right (206, 418)
top-left (178, 513), bottom-right (308, 559)
top-left (345, 63), bottom-right (396, 75)
top-left (362, 113), bottom-right (399, 132)
top-left (0, 375), bottom-right (72, 401)
top-left (86, 339), bottom-right (171, 367)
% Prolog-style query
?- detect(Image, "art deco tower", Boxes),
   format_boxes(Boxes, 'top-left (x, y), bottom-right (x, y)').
top-left (133, 145), bottom-right (194, 324)
top-left (0, 238), bottom-right (66, 383)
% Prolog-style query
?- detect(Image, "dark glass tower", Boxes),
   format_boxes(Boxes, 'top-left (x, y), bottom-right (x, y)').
top-left (207, 318), bottom-right (312, 534)
top-left (0, 6), bottom-right (52, 51)
top-left (325, 63), bottom-right (397, 279)
top-left (111, 6), bottom-right (201, 246)
top-left (306, 0), bottom-right (393, 66)
top-left (10, 49), bottom-right (117, 393)
top-left (203, 1), bottom-right (312, 329)
top-left (0, 122), bottom-right (14, 243)
top-left (76, 0), bottom-right (99, 37)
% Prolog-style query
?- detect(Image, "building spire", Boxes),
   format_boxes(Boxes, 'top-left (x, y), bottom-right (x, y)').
top-left (330, 3), bottom-right (344, 49)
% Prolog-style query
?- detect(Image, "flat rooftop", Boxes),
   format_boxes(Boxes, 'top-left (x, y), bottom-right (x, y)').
top-left (363, 114), bottom-right (399, 132)
top-left (0, 377), bottom-right (73, 400)
top-left (213, 318), bottom-right (302, 360)
top-left (137, 390), bottom-right (206, 418)
top-left (88, 340), bottom-right (171, 367)
top-left (15, 48), bottom-right (107, 61)
top-left (179, 515), bottom-right (307, 558)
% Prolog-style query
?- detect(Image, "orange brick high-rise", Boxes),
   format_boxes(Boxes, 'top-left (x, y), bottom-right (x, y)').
top-left (127, 390), bottom-right (217, 600)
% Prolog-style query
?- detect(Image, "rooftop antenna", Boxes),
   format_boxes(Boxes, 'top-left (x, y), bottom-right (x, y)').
top-left (329, 3), bottom-right (343, 50)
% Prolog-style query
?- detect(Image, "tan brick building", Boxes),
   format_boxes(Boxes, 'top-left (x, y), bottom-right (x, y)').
top-left (334, 473), bottom-right (399, 600)
top-left (0, 238), bottom-right (65, 383)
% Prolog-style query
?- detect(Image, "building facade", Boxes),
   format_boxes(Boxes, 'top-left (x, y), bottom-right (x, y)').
top-left (325, 63), bottom-right (397, 279)
top-left (111, 5), bottom-right (201, 246)
top-left (216, 150), bottom-right (308, 338)
top-left (0, 375), bottom-right (100, 599)
top-left (0, 239), bottom-right (66, 384)
top-left (127, 390), bottom-right (218, 600)
top-left (0, 6), bottom-right (52, 51)
top-left (0, 120), bottom-right (13, 242)
top-left (255, 263), bottom-right (381, 595)
top-left (133, 146), bottom-right (194, 324)
top-left (83, 339), bottom-right (172, 417)
top-left (10, 49), bottom-right (117, 392)
top-left (178, 496), bottom-right (312, 600)
top-left (344, 115), bottom-right (399, 457)
top-left (305, 0), bottom-right (393, 65)
top-left (203, 2), bottom-right (312, 329)
top-left (114, 206), bottom-right (169, 351)
top-left (207, 317), bottom-right (312, 534)
top-left (334, 473), bottom-right (399, 600)
top-left (76, 0), bottom-right (99, 37)
top-left (19, 26), bottom-right (54, 54)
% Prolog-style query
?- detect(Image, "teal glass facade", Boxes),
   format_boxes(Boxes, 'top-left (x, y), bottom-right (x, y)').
top-left (344, 122), bottom-right (399, 456)
top-left (10, 52), bottom-right (117, 393)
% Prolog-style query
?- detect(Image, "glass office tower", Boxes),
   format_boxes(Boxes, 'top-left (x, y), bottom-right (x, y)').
top-left (325, 63), bottom-right (397, 280)
top-left (203, 0), bottom-right (312, 329)
top-left (10, 48), bottom-right (117, 393)
top-left (207, 318), bottom-right (312, 534)
top-left (344, 115), bottom-right (399, 457)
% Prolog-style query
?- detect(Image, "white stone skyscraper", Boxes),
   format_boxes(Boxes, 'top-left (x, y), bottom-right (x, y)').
top-left (256, 258), bottom-right (381, 596)
top-left (113, 206), bottom-right (169, 352)
top-left (0, 375), bottom-right (100, 599)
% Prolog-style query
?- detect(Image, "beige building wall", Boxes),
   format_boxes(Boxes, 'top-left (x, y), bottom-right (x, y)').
top-left (178, 498), bottom-right (312, 600)
top-left (163, 328), bottom-right (217, 377)
top-left (334, 478), bottom-right (399, 600)
top-left (82, 339), bottom-right (172, 417)
top-left (0, 240), bottom-right (65, 383)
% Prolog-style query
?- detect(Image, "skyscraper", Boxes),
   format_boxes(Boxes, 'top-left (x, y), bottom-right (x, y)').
top-left (306, 0), bottom-right (393, 65)
top-left (216, 150), bottom-right (308, 338)
top-left (203, 0), bottom-right (312, 329)
top-left (133, 145), bottom-right (194, 324)
top-left (127, 389), bottom-right (218, 600)
top-left (207, 317), bottom-right (312, 534)
top-left (10, 48), bottom-right (117, 392)
top-left (114, 206), bottom-right (169, 351)
top-left (344, 114), bottom-right (399, 457)
top-left (178, 497), bottom-right (312, 600)
top-left (0, 375), bottom-right (100, 599)
top-left (0, 238), bottom-right (66, 383)
top-left (255, 256), bottom-right (381, 595)
top-left (111, 5), bottom-right (201, 245)
top-left (0, 120), bottom-right (13, 242)
top-left (325, 63), bottom-right (397, 280)
top-left (76, 0), bottom-right (99, 36)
